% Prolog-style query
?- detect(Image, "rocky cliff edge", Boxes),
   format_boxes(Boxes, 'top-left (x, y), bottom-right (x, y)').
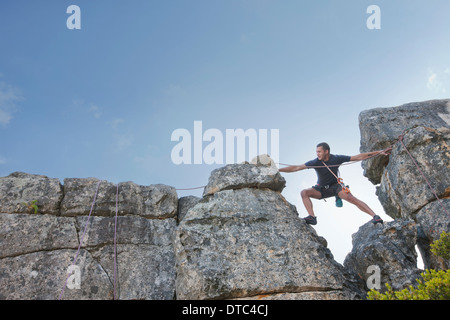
top-left (1, 99), bottom-right (448, 300)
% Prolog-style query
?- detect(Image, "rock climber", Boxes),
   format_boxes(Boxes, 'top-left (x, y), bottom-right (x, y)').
top-left (279, 142), bottom-right (391, 226)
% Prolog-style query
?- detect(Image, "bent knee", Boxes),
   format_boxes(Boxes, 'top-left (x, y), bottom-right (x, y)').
top-left (301, 189), bottom-right (312, 198)
top-left (301, 188), bottom-right (319, 198)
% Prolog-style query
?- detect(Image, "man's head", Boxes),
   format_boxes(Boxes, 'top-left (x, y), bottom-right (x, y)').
top-left (316, 142), bottom-right (330, 161)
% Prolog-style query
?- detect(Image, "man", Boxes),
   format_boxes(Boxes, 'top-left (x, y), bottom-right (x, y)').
top-left (279, 142), bottom-right (391, 226)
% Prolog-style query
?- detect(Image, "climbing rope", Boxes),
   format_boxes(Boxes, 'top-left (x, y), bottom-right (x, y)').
top-left (175, 186), bottom-right (206, 191)
top-left (321, 160), bottom-right (350, 193)
top-left (57, 126), bottom-right (448, 300)
top-left (176, 148), bottom-right (390, 192)
top-left (113, 183), bottom-right (118, 300)
top-left (58, 180), bottom-right (102, 300)
top-left (58, 180), bottom-right (120, 300)
top-left (277, 148), bottom-right (390, 169)
top-left (57, 180), bottom-right (207, 300)
top-left (278, 127), bottom-right (448, 217)
top-left (397, 129), bottom-right (449, 218)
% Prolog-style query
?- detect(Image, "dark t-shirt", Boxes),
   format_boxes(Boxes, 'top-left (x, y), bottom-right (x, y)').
top-left (305, 154), bottom-right (351, 186)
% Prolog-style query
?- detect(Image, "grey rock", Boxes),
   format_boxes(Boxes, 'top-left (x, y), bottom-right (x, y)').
top-left (177, 196), bottom-right (201, 223)
top-left (203, 163), bottom-right (285, 197)
top-left (75, 215), bottom-right (176, 300)
top-left (0, 174), bottom-right (178, 300)
top-left (175, 187), bottom-right (364, 300)
top-left (0, 249), bottom-right (112, 300)
top-left (359, 100), bottom-right (450, 273)
top-left (416, 199), bottom-right (450, 270)
top-left (75, 215), bottom-right (176, 248)
top-left (359, 99), bottom-right (450, 184)
top-left (92, 244), bottom-right (176, 300)
top-left (233, 291), bottom-right (350, 300)
top-left (60, 178), bottom-right (115, 217)
top-left (68, 216), bottom-right (177, 300)
top-left (0, 213), bottom-right (177, 300)
top-left (61, 179), bottom-right (177, 218)
top-left (376, 126), bottom-right (450, 219)
top-left (344, 219), bottom-right (422, 292)
top-left (0, 213), bottom-right (78, 259)
top-left (0, 172), bottom-right (63, 215)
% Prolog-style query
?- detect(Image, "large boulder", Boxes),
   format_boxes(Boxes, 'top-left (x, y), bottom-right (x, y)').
top-left (359, 99), bottom-right (450, 184)
top-left (0, 174), bottom-right (178, 300)
top-left (416, 199), bottom-right (450, 270)
top-left (175, 160), bottom-right (365, 300)
top-left (376, 126), bottom-right (450, 219)
top-left (0, 172), bottom-right (63, 215)
top-left (61, 178), bottom-right (177, 218)
top-left (359, 99), bottom-right (450, 272)
top-left (203, 161), bottom-right (285, 197)
top-left (344, 219), bottom-right (423, 292)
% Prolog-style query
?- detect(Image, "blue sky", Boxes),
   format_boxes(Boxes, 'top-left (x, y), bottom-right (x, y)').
top-left (1, 0), bottom-right (449, 264)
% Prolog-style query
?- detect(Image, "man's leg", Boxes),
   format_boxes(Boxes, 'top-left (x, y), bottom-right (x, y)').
top-left (300, 188), bottom-right (322, 217)
top-left (337, 189), bottom-right (383, 224)
top-left (337, 190), bottom-right (375, 217)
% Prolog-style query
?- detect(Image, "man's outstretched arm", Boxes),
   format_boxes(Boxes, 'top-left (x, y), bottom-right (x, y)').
top-left (279, 164), bottom-right (307, 173)
top-left (350, 147), bottom-right (392, 161)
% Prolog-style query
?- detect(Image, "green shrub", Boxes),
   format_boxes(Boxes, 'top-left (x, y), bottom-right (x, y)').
top-left (367, 231), bottom-right (450, 300)
top-left (367, 269), bottom-right (450, 300)
top-left (430, 231), bottom-right (450, 260)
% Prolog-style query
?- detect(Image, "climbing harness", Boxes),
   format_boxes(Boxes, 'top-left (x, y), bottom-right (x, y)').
top-left (337, 178), bottom-right (350, 194)
top-left (321, 160), bottom-right (350, 193)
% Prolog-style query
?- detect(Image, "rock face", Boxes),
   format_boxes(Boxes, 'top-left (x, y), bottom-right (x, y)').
top-left (0, 172), bottom-right (63, 215)
top-left (177, 195), bottom-right (200, 223)
top-left (0, 173), bottom-right (177, 300)
top-left (1, 104), bottom-right (448, 301)
top-left (375, 126), bottom-right (450, 220)
top-left (344, 219), bottom-right (422, 292)
top-left (175, 160), bottom-right (364, 300)
top-left (359, 99), bottom-right (450, 184)
top-left (202, 162), bottom-right (285, 197)
top-left (61, 178), bottom-right (177, 218)
top-left (358, 99), bottom-right (450, 271)
top-left (0, 160), bottom-right (366, 300)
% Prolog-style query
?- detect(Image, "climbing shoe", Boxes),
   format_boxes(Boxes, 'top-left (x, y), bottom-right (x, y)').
top-left (304, 215), bottom-right (317, 225)
top-left (371, 215), bottom-right (383, 225)
top-left (335, 196), bottom-right (343, 208)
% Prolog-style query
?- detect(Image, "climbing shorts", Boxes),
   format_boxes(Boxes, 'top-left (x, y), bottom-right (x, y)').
top-left (312, 183), bottom-right (343, 199)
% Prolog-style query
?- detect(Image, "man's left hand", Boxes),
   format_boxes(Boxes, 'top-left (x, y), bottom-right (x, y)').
top-left (380, 147), bottom-right (392, 156)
